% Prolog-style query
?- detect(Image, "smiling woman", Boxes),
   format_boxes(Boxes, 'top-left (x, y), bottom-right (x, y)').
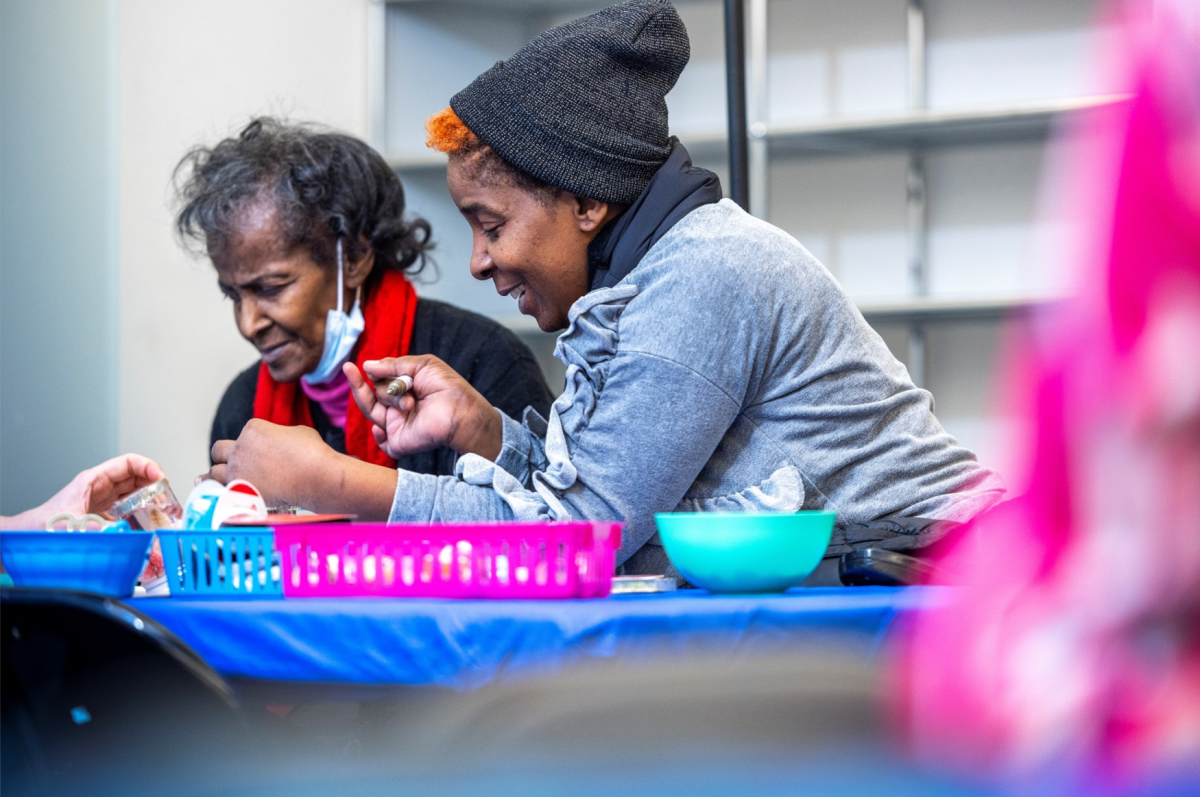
top-left (172, 118), bottom-right (554, 489)
top-left (426, 108), bottom-right (621, 332)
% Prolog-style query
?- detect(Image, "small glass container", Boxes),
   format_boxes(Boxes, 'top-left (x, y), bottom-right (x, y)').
top-left (108, 478), bottom-right (183, 531)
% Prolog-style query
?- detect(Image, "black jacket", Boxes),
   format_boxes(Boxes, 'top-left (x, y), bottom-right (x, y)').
top-left (210, 298), bottom-right (555, 476)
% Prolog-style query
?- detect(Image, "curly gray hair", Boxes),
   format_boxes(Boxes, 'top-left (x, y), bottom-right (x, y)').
top-left (174, 117), bottom-right (432, 279)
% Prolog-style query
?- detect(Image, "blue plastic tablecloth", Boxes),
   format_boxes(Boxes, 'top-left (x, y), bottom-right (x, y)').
top-left (130, 586), bottom-right (945, 689)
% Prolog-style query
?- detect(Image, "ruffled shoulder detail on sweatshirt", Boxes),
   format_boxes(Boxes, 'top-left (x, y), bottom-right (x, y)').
top-left (451, 285), bottom-right (639, 519)
top-left (531, 285), bottom-right (640, 515)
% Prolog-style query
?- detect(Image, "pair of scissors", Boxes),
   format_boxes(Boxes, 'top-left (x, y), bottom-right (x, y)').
top-left (45, 513), bottom-right (130, 532)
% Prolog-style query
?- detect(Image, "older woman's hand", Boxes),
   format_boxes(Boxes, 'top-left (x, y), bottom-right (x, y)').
top-left (344, 355), bottom-right (503, 461)
top-left (207, 420), bottom-right (398, 520)
top-left (209, 421), bottom-right (331, 508)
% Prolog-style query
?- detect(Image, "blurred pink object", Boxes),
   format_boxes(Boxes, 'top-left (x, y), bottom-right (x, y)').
top-left (898, 0), bottom-right (1200, 788)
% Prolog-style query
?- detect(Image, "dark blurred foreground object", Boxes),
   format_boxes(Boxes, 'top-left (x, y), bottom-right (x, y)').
top-left (840, 548), bottom-right (946, 587)
top-left (826, 516), bottom-right (965, 586)
top-left (0, 588), bottom-right (251, 797)
top-left (2, 584), bottom-right (1181, 797)
top-left (0, 586), bottom-right (988, 796)
top-left (223, 650), bottom-right (995, 797)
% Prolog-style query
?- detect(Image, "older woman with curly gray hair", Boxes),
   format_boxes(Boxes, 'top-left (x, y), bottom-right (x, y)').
top-left (175, 118), bottom-right (552, 512)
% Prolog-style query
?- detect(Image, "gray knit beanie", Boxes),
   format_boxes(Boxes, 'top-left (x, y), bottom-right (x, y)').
top-left (449, 0), bottom-right (689, 205)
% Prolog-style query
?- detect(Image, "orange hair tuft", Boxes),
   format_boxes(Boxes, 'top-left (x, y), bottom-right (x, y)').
top-left (425, 107), bottom-right (480, 154)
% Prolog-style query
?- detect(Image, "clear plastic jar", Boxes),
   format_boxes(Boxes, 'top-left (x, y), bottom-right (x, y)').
top-left (107, 478), bottom-right (183, 531)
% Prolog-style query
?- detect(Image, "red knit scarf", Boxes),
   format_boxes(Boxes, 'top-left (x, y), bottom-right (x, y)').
top-left (253, 269), bottom-right (418, 468)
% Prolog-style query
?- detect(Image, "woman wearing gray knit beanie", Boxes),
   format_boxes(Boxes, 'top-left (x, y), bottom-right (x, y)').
top-left (223, 0), bottom-right (1006, 581)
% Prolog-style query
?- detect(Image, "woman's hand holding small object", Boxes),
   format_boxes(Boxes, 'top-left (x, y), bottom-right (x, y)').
top-left (344, 356), bottom-right (503, 460)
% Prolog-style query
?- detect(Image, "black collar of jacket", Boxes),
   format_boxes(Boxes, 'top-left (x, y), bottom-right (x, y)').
top-left (587, 138), bottom-right (723, 292)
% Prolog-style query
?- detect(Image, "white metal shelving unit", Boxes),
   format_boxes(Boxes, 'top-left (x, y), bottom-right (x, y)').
top-left (389, 93), bottom-right (1123, 174)
top-left (716, 0), bottom-right (1123, 384)
top-left (373, 0), bottom-right (1114, 463)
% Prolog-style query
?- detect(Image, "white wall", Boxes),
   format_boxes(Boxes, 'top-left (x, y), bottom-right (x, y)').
top-left (0, 0), bottom-right (119, 514)
top-left (117, 0), bottom-right (371, 489)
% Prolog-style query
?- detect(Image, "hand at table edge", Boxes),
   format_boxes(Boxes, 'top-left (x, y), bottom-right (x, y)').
top-left (0, 453), bottom-right (166, 530)
top-left (208, 421), bottom-right (397, 521)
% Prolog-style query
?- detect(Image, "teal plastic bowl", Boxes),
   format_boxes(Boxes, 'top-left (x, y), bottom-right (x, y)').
top-left (654, 511), bottom-right (836, 593)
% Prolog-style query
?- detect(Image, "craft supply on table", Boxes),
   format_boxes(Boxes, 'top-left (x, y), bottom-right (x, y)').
top-left (0, 529), bottom-right (155, 597)
top-left (611, 575), bottom-right (678, 594)
top-left (108, 478), bottom-right (186, 592)
top-left (107, 478), bottom-right (183, 531)
top-left (224, 513), bottom-right (355, 526)
top-left (276, 521), bottom-right (622, 599)
top-left (183, 479), bottom-right (268, 529)
top-left (157, 527), bottom-right (281, 597)
top-left (44, 513), bottom-right (126, 532)
top-left (117, 478), bottom-right (269, 598)
top-left (653, 511), bottom-right (835, 594)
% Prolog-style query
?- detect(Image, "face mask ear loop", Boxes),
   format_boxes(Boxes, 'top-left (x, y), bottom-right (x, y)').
top-left (336, 238), bottom-right (346, 313)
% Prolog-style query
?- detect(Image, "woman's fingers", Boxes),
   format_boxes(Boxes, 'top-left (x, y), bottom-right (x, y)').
top-left (345, 362), bottom-right (389, 425)
top-left (72, 453), bottom-right (167, 515)
top-left (343, 360), bottom-right (367, 389)
top-left (125, 453), bottom-right (166, 484)
top-left (344, 361), bottom-right (370, 396)
top-left (211, 439), bottom-right (235, 465)
top-left (361, 357), bottom-right (418, 380)
top-left (106, 475), bottom-right (140, 498)
top-left (95, 453), bottom-right (165, 487)
top-left (209, 464), bottom-right (229, 484)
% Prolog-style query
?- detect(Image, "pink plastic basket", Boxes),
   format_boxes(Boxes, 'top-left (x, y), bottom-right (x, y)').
top-left (275, 521), bottom-right (622, 599)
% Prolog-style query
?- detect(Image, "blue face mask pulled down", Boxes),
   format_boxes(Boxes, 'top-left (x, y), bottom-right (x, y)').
top-left (303, 239), bottom-right (365, 385)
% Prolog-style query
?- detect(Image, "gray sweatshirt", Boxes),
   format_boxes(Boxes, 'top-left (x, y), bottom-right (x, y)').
top-left (389, 199), bottom-right (1005, 571)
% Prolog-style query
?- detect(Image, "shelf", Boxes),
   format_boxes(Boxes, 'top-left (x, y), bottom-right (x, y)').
top-left (856, 296), bottom-right (1058, 323)
top-left (394, 95), bottom-right (1129, 168)
top-left (385, 0), bottom-right (703, 12)
top-left (388, 152), bottom-right (448, 172)
top-left (680, 94), bottom-right (1130, 161)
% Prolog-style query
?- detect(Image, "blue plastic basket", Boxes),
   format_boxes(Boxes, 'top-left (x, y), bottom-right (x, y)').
top-left (0, 530), bottom-right (154, 598)
top-left (157, 528), bottom-right (281, 597)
